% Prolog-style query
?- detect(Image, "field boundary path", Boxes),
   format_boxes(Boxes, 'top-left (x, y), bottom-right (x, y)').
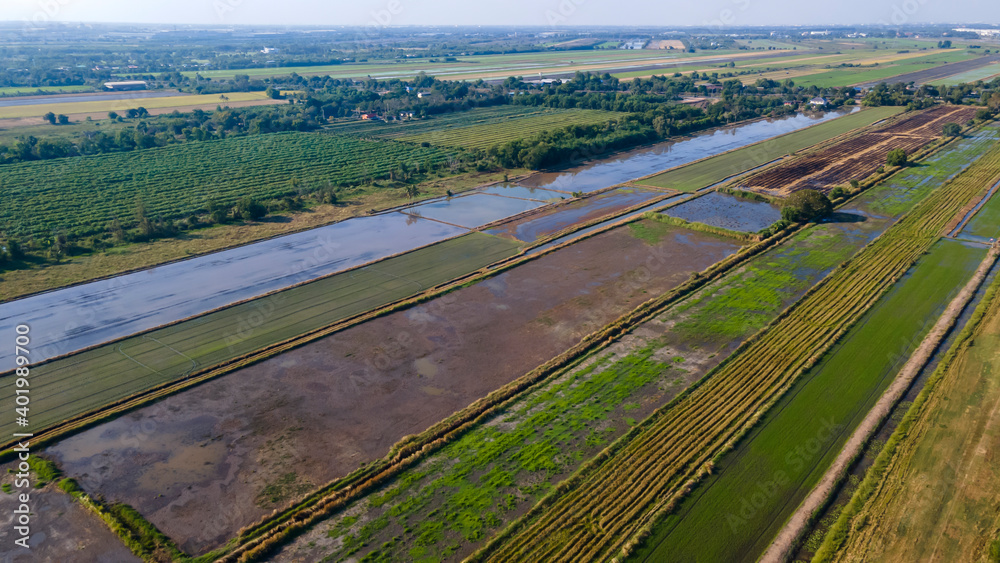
top-left (760, 240), bottom-right (1000, 563)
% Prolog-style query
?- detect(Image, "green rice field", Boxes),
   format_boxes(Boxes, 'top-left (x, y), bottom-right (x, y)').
top-left (930, 63), bottom-right (1000, 86)
top-left (399, 109), bottom-right (619, 150)
top-left (0, 233), bottom-right (520, 437)
top-left (963, 187), bottom-right (1000, 239)
top-left (627, 238), bottom-right (986, 563)
top-left (638, 106), bottom-right (903, 192)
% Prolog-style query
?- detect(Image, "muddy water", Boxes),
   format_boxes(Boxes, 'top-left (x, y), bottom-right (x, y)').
top-left (486, 187), bottom-right (665, 242)
top-left (519, 110), bottom-right (855, 193)
top-left (664, 191), bottom-right (782, 233)
top-left (0, 213), bottom-right (466, 370)
top-left (44, 222), bottom-right (742, 555)
top-left (0, 462), bottom-right (140, 562)
top-left (400, 192), bottom-right (546, 228)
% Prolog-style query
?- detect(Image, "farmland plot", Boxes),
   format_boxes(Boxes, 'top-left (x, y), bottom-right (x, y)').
top-left (740, 105), bottom-right (979, 197)
top-left (638, 106), bottom-right (902, 192)
top-left (628, 238), bottom-right (987, 563)
top-left (261, 211), bottom-right (893, 563)
top-left (324, 106), bottom-right (618, 150)
top-left (468, 135), bottom-right (1000, 563)
top-left (220, 114), bottom-right (998, 563)
top-left (0, 234), bottom-right (519, 439)
top-left (816, 275), bottom-right (1000, 563)
top-left (44, 220), bottom-right (741, 555)
top-left (0, 132), bottom-right (458, 239)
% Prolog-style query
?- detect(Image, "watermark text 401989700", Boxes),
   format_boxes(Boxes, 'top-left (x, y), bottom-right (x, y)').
top-left (11, 324), bottom-right (34, 549)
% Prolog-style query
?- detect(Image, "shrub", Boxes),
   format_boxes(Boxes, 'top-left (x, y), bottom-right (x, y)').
top-left (942, 122), bottom-right (962, 136)
top-left (234, 197), bottom-right (268, 221)
top-left (886, 148), bottom-right (908, 167)
top-left (780, 189), bottom-right (833, 223)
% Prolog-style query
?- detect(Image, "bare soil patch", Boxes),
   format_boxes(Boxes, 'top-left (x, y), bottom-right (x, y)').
top-left (740, 105), bottom-right (978, 197)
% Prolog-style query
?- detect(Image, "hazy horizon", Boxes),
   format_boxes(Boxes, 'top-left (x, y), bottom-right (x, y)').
top-left (4, 0), bottom-right (1000, 29)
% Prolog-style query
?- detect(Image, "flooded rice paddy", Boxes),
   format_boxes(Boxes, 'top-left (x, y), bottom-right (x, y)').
top-left (486, 187), bottom-right (666, 242)
top-left (476, 183), bottom-right (568, 201)
top-left (400, 192), bottom-right (546, 228)
top-left (44, 221), bottom-right (742, 555)
top-left (663, 191), bottom-right (782, 233)
top-left (518, 110), bottom-right (854, 193)
top-left (0, 462), bottom-right (140, 562)
top-left (0, 213), bottom-right (465, 369)
top-left (0, 109), bottom-right (859, 370)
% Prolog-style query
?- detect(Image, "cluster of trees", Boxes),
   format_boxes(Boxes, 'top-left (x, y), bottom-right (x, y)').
top-left (487, 120), bottom-right (657, 169)
top-left (0, 193), bottom-right (280, 267)
top-left (886, 148), bottom-right (909, 167)
top-left (862, 80), bottom-right (1000, 109)
top-left (0, 104), bottom-right (327, 164)
top-left (0, 238), bottom-right (25, 265)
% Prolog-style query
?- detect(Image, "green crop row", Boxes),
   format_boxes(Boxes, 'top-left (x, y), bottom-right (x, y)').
top-left (0, 132), bottom-right (458, 239)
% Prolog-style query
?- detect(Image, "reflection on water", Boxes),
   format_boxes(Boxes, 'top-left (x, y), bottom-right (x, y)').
top-left (664, 192), bottom-right (782, 233)
top-left (0, 213), bottom-right (466, 369)
top-left (520, 110), bottom-right (857, 193)
top-left (402, 193), bottom-right (545, 229)
top-left (477, 183), bottom-right (568, 201)
top-left (487, 187), bottom-right (664, 242)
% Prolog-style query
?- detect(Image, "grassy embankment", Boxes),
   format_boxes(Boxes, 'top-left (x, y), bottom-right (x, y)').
top-left (468, 136), bottom-right (1000, 563)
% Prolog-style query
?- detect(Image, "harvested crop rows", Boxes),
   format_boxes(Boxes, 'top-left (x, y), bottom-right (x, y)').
top-left (740, 105), bottom-right (979, 197)
top-left (470, 136), bottom-right (1000, 563)
top-left (638, 107), bottom-right (902, 192)
top-left (631, 238), bottom-right (988, 563)
top-left (0, 132), bottom-right (457, 239)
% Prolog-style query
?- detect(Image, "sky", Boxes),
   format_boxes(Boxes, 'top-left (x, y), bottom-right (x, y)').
top-left (2, 0), bottom-right (1000, 28)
